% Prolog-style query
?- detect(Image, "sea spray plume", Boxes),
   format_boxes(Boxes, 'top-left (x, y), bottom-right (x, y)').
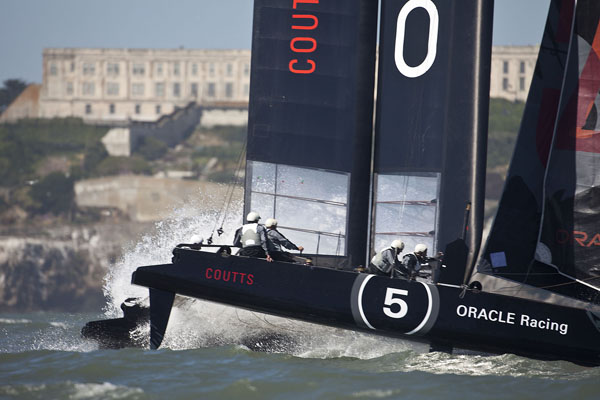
top-left (102, 190), bottom-right (243, 318)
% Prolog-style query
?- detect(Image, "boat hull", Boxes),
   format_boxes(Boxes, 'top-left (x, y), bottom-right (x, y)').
top-left (132, 248), bottom-right (600, 366)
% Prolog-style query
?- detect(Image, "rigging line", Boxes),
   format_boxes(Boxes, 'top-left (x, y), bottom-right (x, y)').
top-left (211, 139), bottom-right (246, 236)
top-left (220, 140), bottom-right (247, 230)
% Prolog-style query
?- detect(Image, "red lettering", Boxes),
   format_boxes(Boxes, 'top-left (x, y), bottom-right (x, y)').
top-left (293, 0), bottom-right (318, 9)
top-left (204, 268), bottom-right (254, 285)
top-left (587, 233), bottom-right (600, 247)
top-left (289, 59), bottom-right (315, 74)
top-left (290, 37), bottom-right (317, 53)
top-left (292, 14), bottom-right (318, 30)
top-left (573, 231), bottom-right (588, 247)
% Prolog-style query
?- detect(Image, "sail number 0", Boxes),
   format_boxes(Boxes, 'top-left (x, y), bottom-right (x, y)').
top-left (395, 0), bottom-right (439, 78)
top-left (383, 288), bottom-right (409, 319)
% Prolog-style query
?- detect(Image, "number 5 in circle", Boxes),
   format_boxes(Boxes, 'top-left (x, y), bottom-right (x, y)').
top-left (383, 288), bottom-right (409, 319)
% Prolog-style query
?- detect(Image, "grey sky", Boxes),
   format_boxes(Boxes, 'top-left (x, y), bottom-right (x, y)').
top-left (0, 0), bottom-right (551, 84)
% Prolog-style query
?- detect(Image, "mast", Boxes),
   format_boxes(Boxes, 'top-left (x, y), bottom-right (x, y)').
top-left (372, 0), bottom-right (493, 284)
top-left (244, 0), bottom-right (378, 268)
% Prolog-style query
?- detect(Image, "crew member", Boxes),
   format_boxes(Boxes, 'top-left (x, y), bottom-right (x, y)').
top-left (233, 212), bottom-right (272, 262)
top-left (368, 240), bottom-right (405, 277)
top-left (402, 243), bottom-right (430, 280)
top-left (265, 218), bottom-right (304, 262)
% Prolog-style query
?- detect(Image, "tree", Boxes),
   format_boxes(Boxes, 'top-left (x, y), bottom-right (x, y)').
top-left (0, 79), bottom-right (28, 112)
top-left (29, 172), bottom-right (75, 215)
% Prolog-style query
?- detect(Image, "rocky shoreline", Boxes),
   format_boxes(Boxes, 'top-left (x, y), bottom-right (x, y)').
top-left (0, 222), bottom-right (153, 312)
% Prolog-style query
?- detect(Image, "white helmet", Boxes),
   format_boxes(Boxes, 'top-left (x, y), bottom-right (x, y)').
top-left (265, 218), bottom-right (278, 228)
top-left (246, 211), bottom-right (260, 222)
top-left (391, 240), bottom-right (405, 251)
top-left (415, 244), bottom-right (428, 254)
top-left (189, 234), bottom-right (203, 244)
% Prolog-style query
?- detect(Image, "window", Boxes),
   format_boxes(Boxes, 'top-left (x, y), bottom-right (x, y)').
top-left (109, 104), bottom-right (115, 114)
top-left (132, 83), bottom-right (145, 96)
top-left (82, 82), bottom-right (95, 96)
top-left (106, 82), bottom-right (119, 96)
top-left (49, 63), bottom-right (58, 76)
top-left (85, 104), bottom-right (92, 114)
top-left (225, 82), bottom-right (233, 98)
top-left (372, 173), bottom-right (440, 255)
top-left (135, 104), bottom-right (141, 114)
top-left (247, 161), bottom-right (350, 255)
top-left (173, 62), bottom-right (180, 76)
top-left (155, 82), bottom-right (165, 97)
top-left (173, 82), bottom-right (181, 97)
top-left (207, 82), bottom-right (215, 97)
top-left (133, 63), bottom-right (145, 75)
top-left (70, 62), bottom-right (75, 72)
top-left (156, 62), bottom-right (163, 76)
top-left (502, 61), bottom-right (508, 74)
top-left (226, 63), bottom-right (233, 76)
top-left (191, 83), bottom-right (198, 97)
top-left (66, 82), bottom-right (74, 95)
top-left (83, 63), bottom-right (95, 75)
top-left (502, 78), bottom-right (509, 91)
top-left (519, 77), bottom-right (525, 91)
top-left (107, 63), bottom-right (120, 76)
top-left (156, 104), bottom-right (161, 114)
top-left (191, 63), bottom-right (198, 76)
top-left (520, 61), bottom-right (525, 74)
top-left (243, 84), bottom-right (249, 97)
top-left (209, 63), bottom-right (215, 76)
top-left (244, 63), bottom-right (250, 76)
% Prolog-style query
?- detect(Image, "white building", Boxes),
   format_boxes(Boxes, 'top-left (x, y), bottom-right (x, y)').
top-left (2, 45), bottom-right (539, 124)
top-left (489, 45), bottom-right (539, 102)
top-left (40, 48), bottom-right (251, 123)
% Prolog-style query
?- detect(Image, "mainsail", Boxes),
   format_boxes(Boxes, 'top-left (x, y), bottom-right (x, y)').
top-left (482, 0), bottom-right (600, 304)
top-left (373, 0), bottom-right (493, 285)
top-left (244, 0), bottom-right (379, 267)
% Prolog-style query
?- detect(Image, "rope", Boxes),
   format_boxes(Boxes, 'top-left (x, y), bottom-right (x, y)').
top-left (208, 139), bottom-right (247, 243)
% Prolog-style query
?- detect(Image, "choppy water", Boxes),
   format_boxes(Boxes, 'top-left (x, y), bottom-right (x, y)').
top-left (1, 311), bottom-right (599, 399)
top-left (1, 200), bottom-right (599, 399)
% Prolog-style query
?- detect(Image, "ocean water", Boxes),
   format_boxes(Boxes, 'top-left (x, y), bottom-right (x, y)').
top-left (1, 201), bottom-right (599, 399)
top-left (1, 310), bottom-right (599, 400)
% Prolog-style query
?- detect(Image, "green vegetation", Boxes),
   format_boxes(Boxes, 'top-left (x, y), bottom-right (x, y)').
top-left (487, 98), bottom-right (526, 169)
top-left (0, 118), bottom-right (109, 186)
top-left (94, 156), bottom-right (152, 176)
top-left (29, 172), bottom-right (75, 215)
top-left (0, 79), bottom-right (27, 113)
top-left (134, 137), bottom-right (168, 161)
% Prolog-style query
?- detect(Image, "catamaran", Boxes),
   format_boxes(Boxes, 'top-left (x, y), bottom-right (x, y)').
top-left (83, 0), bottom-right (600, 366)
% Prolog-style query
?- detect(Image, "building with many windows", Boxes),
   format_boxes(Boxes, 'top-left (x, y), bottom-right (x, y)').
top-left (489, 45), bottom-right (539, 102)
top-left (40, 48), bottom-right (251, 122)
top-left (1, 45), bottom-right (540, 124)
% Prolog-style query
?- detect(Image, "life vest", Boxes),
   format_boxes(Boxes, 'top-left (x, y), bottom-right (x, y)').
top-left (371, 247), bottom-right (394, 274)
top-left (241, 223), bottom-right (261, 247)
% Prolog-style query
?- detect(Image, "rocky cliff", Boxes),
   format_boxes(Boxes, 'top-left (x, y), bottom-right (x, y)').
top-left (0, 222), bottom-right (152, 312)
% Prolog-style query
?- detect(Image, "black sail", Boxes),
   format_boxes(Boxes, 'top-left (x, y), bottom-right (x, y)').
top-left (372, 0), bottom-right (493, 284)
top-left (245, 0), bottom-right (378, 267)
top-left (481, 0), bottom-right (600, 304)
top-left (538, 0), bottom-right (600, 301)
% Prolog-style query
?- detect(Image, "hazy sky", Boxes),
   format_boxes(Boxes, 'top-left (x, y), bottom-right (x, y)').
top-left (0, 0), bottom-right (551, 84)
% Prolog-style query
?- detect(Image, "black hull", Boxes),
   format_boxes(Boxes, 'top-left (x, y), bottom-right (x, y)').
top-left (129, 248), bottom-right (600, 366)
